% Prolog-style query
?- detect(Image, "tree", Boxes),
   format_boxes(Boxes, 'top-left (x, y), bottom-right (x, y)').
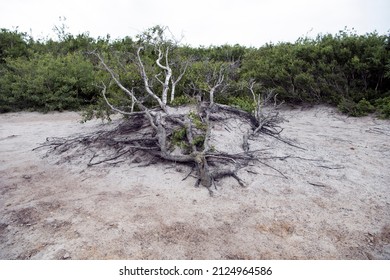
top-left (134, 25), bottom-right (188, 106)
top-left (38, 27), bottom-right (287, 195)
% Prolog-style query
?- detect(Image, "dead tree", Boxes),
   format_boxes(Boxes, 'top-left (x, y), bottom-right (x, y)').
top-left (135, 25), bottom-right (188, 106)
top-left (36, 29), bottom-right (294, 195)
top-left (207, 65), bottom-right (226, 107)
top-left (197, 61), bottom-right (238, 107)
top-left (246, 80), bottom-right (285, 135)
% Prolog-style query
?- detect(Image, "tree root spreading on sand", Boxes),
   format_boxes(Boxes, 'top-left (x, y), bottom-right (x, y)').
top-left (34, 103), bottom-right (303, 196)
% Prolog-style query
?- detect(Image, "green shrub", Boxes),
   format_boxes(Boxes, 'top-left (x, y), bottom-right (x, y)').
top-left (192, 135), bottom-right (205, 149)
top-left (375, 96), bottom-right (390, 119)
top-left (338, 98), bottom-right (354, 115)
top-left (338, 98), bottom-right (375, 117)
top-left (80, 103), bottom-right (113, 123)
top-left (188, 111), bottom-right (207, 130)
top-left (171, 127), bottom-right (188, 150)
top-left (228, 96), bottom-right (255, 113)
top-left (356, 98), bottom-right (375, 115)
top-left (0, 52), bottom-right (98, 112)
top-left (170, 95), bottom-right (194, 106)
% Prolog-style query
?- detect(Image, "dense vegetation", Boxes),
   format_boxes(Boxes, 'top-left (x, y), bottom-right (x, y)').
top-left (1, 27), bottom-right (389, 118)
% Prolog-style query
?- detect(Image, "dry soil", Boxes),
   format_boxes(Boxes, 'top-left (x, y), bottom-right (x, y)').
top-left (0, 106), bottom-right (389, 259)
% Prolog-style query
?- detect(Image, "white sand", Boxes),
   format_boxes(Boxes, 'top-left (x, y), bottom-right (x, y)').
top-left (0, 106), bottom-right (389, 259)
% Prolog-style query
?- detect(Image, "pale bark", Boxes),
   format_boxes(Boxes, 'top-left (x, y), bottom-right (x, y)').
top-left (170, 62), bottom-right (188, 102)
top-left (208, 68), bottom-right (225, 106)
top-left (136, 47), bottom-right (167, 111)
top-left (155, 46), bottom-right (172, 105)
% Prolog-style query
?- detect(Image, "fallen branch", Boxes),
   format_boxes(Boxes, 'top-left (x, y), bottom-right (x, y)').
top-left (316, 165), bottom-right (345, 169)
top-left (87, 149), bottom-right (132, 166)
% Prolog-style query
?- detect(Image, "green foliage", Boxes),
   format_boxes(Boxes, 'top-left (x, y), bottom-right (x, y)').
top-left (338, 98), bottom-right (375, 117)
top-left (241, 29), bottom-right (390, 107)
top-left (80, 103), bottom-right (113, 123)
top-left (171, 127), bottom-right (189, 150)
top-left (183, 59), bottom-right (238, 104)
top-left (375, 96), bottom-right (390, 118)
top-left (337, 99), bottom-right (357, 116)
top-left (0, 52), bottom-right (98, 112)
top-left (170, 114), bottom-right (207, 151)
top-left (172, 127), bottom-right (186, 141)
top-left (192, 135), bottom-right (205, 149)
top-left (169, 111), bottom-right (207, 151)
top-left (188, 111), bottom-right (207, 130)
top-left (170, 94), bottom-right (194, 106)
top-left (188, 111), bottom-right (207, 149)
top-left (0, 28), bottom-right (29, 63)
top-left (356, 98), bottom-right (375, 115)
top-left (0, 26), bottom-right (389, 119)
top-left (228, 96), bottom-right (255, 113)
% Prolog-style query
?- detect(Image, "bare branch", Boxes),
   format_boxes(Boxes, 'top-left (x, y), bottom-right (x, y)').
top-left (95, 52), bottom-right (136, 102)
top-left (136, 47), bottom-right (167, 111)
top-left (94, 51), bottom-right (159, 130)
top-left (207, 66), bottom-right (226, 106)
top-left (101, 83), bottom-right (136, 116)
top-left (154, 46), bottom-right (172, 105)
top-left (170, 62), bottom-right (188, 103)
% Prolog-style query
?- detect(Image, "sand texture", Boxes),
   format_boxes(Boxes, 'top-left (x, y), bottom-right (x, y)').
top-left (0, 106), bottom-right (389, 259)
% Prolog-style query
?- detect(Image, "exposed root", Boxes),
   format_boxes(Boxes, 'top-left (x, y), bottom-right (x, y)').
top-left (35, 103), bottom-right (299, 195)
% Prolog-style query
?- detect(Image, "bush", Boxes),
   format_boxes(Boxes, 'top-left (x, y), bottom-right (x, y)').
top-left (241, 30), bottom-right (390, 109)
top-left (188, 111), bottom-right (207, 130)
top-left (338, 98), bottom-right (375, 117)
top-left (356, 98), bottom-right (375, 115)
top-left (1, 27), bottom-right (389, 117)
top-left (170, 94), bottom-right (194, 106)
top-left (192, 135), bottom-right (205, 149)
top-left (375, 96), bottom-right (390, 119)
top-left (171, 127), bottom-right (188, 149)
top-left (0, 52), bottom-right (98, 112)
top-left (228, 96), bottom-right (255, 113)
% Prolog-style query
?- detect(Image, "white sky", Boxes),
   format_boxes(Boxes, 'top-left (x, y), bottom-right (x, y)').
top-left (1, 0), bottom-right (389, 46)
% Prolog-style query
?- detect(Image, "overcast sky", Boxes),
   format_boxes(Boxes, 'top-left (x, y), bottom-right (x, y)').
top-left (1, 0), bottom-right (389, 46)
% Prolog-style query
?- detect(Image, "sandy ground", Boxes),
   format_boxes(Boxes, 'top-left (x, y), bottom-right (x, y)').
top-left (0, 106), bottom-right (389, 260)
